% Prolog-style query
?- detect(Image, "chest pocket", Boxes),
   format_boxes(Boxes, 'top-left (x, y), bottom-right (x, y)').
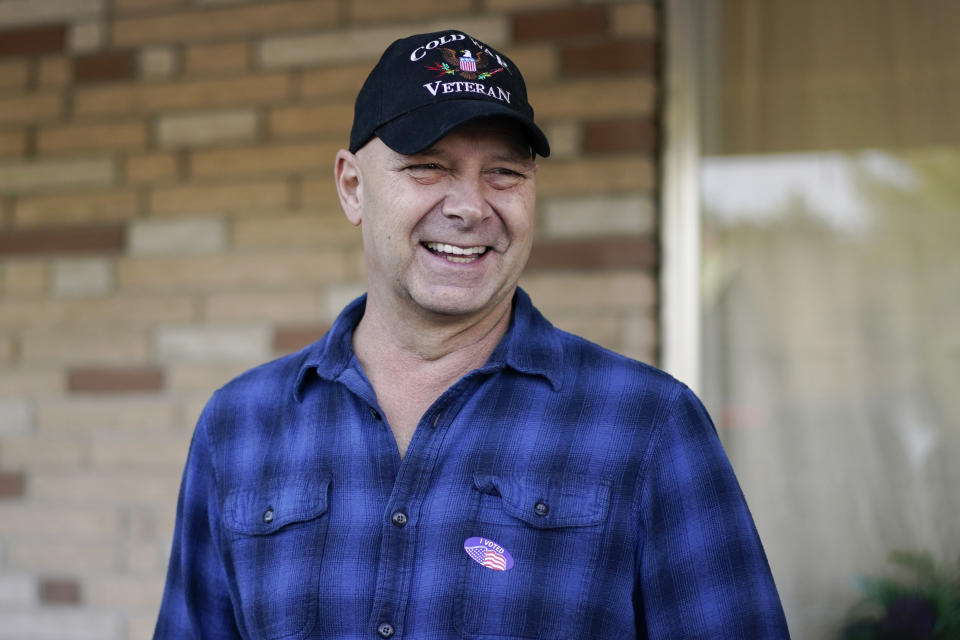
top-left (223, 473), bottom-right (331, 640)
top-left (456, 472), bottom-right (611, 640)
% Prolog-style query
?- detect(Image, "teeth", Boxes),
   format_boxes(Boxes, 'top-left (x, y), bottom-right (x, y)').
top-left (424, 242), bottom-right (487, 256)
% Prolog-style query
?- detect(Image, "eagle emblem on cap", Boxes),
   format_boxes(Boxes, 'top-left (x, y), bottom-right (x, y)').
top-left (426, 48), bottom-right (503, 81)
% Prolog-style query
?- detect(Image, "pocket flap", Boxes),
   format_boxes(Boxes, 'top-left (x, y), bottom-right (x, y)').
top-left (472, 472), bottom-right (610, 528)
top-left (224, 473), bottom-right (331, 535)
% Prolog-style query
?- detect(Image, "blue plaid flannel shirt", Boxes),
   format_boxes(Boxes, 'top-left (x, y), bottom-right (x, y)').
top-left (154, 289), bottom-right (789, 639)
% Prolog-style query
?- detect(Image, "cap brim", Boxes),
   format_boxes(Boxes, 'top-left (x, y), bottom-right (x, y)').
top-left (374, 100), bottom-right (550, 158)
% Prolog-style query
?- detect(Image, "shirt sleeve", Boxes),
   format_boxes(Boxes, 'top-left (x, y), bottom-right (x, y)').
top-left (154, 400), bottom-right (241, 639)
top-left (633, 384), bottom-right (790, 639)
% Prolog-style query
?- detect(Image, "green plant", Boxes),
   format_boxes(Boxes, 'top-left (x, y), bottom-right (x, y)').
top-left (840, 551), bottom-right (960, 640)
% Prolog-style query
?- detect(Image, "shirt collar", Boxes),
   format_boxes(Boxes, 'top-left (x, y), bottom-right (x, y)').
top-left (294, 287), bottom-right (563, 401)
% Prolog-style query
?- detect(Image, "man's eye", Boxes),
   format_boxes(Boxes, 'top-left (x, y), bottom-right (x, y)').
top-left (486, 168), bottom-right (526, 188)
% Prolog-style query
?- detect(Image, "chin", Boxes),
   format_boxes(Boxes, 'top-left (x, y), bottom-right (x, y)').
top-left (410, 286), bottom-right (509, 319)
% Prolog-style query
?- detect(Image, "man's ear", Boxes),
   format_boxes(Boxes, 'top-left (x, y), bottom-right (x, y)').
top-left (334, 149), bottom-right (362, 226)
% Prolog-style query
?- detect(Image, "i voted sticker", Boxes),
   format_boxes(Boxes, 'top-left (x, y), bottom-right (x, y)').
top-left (464, 536), bottom-right (514, 571)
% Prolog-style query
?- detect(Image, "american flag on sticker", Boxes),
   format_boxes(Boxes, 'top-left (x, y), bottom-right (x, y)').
top-left (459, 51), bottom-right (478, 73)
top-left (464, 536), bottom-right (514, 571)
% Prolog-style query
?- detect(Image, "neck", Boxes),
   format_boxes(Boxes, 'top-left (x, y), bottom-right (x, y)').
top-left (353, 290), bottom-right (514, 374)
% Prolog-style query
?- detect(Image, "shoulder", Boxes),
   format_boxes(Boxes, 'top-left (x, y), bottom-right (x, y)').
top-left (553, 326), bottom-right (687, 402)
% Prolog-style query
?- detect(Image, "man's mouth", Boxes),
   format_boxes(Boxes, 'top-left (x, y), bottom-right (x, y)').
top-left (422, 242), bottom-right (489, 264)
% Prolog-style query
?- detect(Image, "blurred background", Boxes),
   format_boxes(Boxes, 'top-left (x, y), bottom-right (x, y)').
top-left (0, 0), bottom-right (956, 638)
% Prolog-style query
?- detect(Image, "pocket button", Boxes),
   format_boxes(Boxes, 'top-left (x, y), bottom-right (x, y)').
top-left (262, 507), bottom-right (275, 524)
top-left (377, 622), bottom-right (395, 638)
top-left (534, 501), bottom-right (549, 517)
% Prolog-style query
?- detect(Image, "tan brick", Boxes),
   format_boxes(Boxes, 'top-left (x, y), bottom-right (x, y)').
top-left (189, 141), bottom-right (341, 178)
top-left (74, 72), bottom-right (291, 117)
top-left (7, 539), bottom-right (119, 573)
top-left (114, 0), bottom-right (185, 11)
top-left (0, 157), bottom-right (115, 195)
top-left (0, 93), bottom-right (62, 126)
top-left (530, 77), bottom-right (656, 120)
top-left (547, 312), bottom-right (621, 351)
top-left (1, 435), bottom-right (86, 469)
top-left (112, 0), bottom-right (338, 46)
top-left (0, 0), bottom-right (103, 28)
top-left (520, 271), bottom-right (655, 313)
top-left (127, 217), bottom-right (227, 255)
top-left (0, 573), bottom-right (35, 607)
top-left (37, 56), bottom-right (72, 88)
top-left (0, 400), bottom-right (33, 436)
top-left (537, 156), bottom-right (654, 196)
top-left (90, 433), bottom-right (191, 469)
top-left (36, 120), bottom-right (147, 155)
top-left (184, 40), bottom-right (250, 76)
top-left (268, 103), bottom-right (353, 138)
top-left (0, 610), bottom-right (123, 640)
top-left (301, 63), bottom-right (374, 99)
top-left (13, 189), bottom-right (138, 227)
top-left (1, 259), bottom-right (48, 295)
top-left (125, 152), bottom-right (178, 184)
top-left (0, 296), bottom-right (195, 330)
top-left (157, 324), bottom-right (272, 364)
top-left (139, 46), bottom-right (178, 79)
top-left (483, 0), bottom-right (562, 9)
top-left (0, 59), bottom-right (29, 90)
top-left (542, 194), bottom-right (654, 237)
top-left (157, 108), bottom-right (258, 148)
top-left (621, 309), bottom-right (657, 359)
top-left (70, 20), bottom-right (106, 53)
top-left (19, 327), bottom-right (150, 364)
top-left (259, 17), bottom-right (509, 69)
top-left (507, 43), bottom-right (560, 81)
top-left (0, 368), bottom-right (64, 395)
top-left (204, 289), bottom-right (320, 323)
top-left (0, 131), bottom-right (26, 157)
top-left (86, 575), bottom-right (164, 609)
top-left (349, 0), bottom-right (472, 22)
top-left (232, 212), bottom-right (358, 249)
top-left (611, 2), bottom-right (657, 38)
top-left (36, 397), bottom-right (176, 434)
top-left (542, 120), bottom-right (581, 158)
top-left (301, 175), bottom-right (342, 209)
top-left (0, 504), bottom-right (119, 537)
top-left (167, 361), bottom-right (262, 394)
top-left (117, 250), bottom-right (350, 291)
top-left (150, 179), bottom-right (290, 216)
top-left (125, 539), bottom-right (166, 573)
top-left (52, 257), bottom-right (113, 297)
top-left (323, 281), bottom-right (366, 321)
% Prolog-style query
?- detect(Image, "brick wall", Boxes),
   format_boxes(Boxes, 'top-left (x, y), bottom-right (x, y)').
top-left (0, 0), bottom-right (659, 636)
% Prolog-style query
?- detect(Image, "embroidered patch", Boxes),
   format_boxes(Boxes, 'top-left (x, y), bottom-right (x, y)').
top-left (425, 47), bottom-right (504, 81)
top-left (464, 536), bottom-right (514, 571)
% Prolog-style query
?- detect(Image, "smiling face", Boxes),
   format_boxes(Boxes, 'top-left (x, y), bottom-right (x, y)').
top-left (336, 119), bottom-right (537, 324)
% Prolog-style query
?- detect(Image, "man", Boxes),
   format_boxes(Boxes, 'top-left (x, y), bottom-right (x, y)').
top-left (154, 30), bottom-right (789, 639)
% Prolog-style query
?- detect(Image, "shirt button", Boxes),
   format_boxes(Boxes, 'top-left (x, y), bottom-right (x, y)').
top-left (263, 507), bottom-right (275, 523)
top-left (377, 622), bottom-right (395, 638)
top-left (391, 511), bottom-right (408, 527)
top-left (534, 501), bottom-right (549, 517)
top-left (369, 407), bottom-right (382, 421)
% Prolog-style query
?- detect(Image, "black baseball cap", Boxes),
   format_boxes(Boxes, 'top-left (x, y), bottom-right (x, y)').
top-left (349, 30), bottom-right (550, 157)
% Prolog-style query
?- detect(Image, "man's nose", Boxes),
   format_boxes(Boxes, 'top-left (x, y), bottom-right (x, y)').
top-left (441, 176), bottom-right (489, 227)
